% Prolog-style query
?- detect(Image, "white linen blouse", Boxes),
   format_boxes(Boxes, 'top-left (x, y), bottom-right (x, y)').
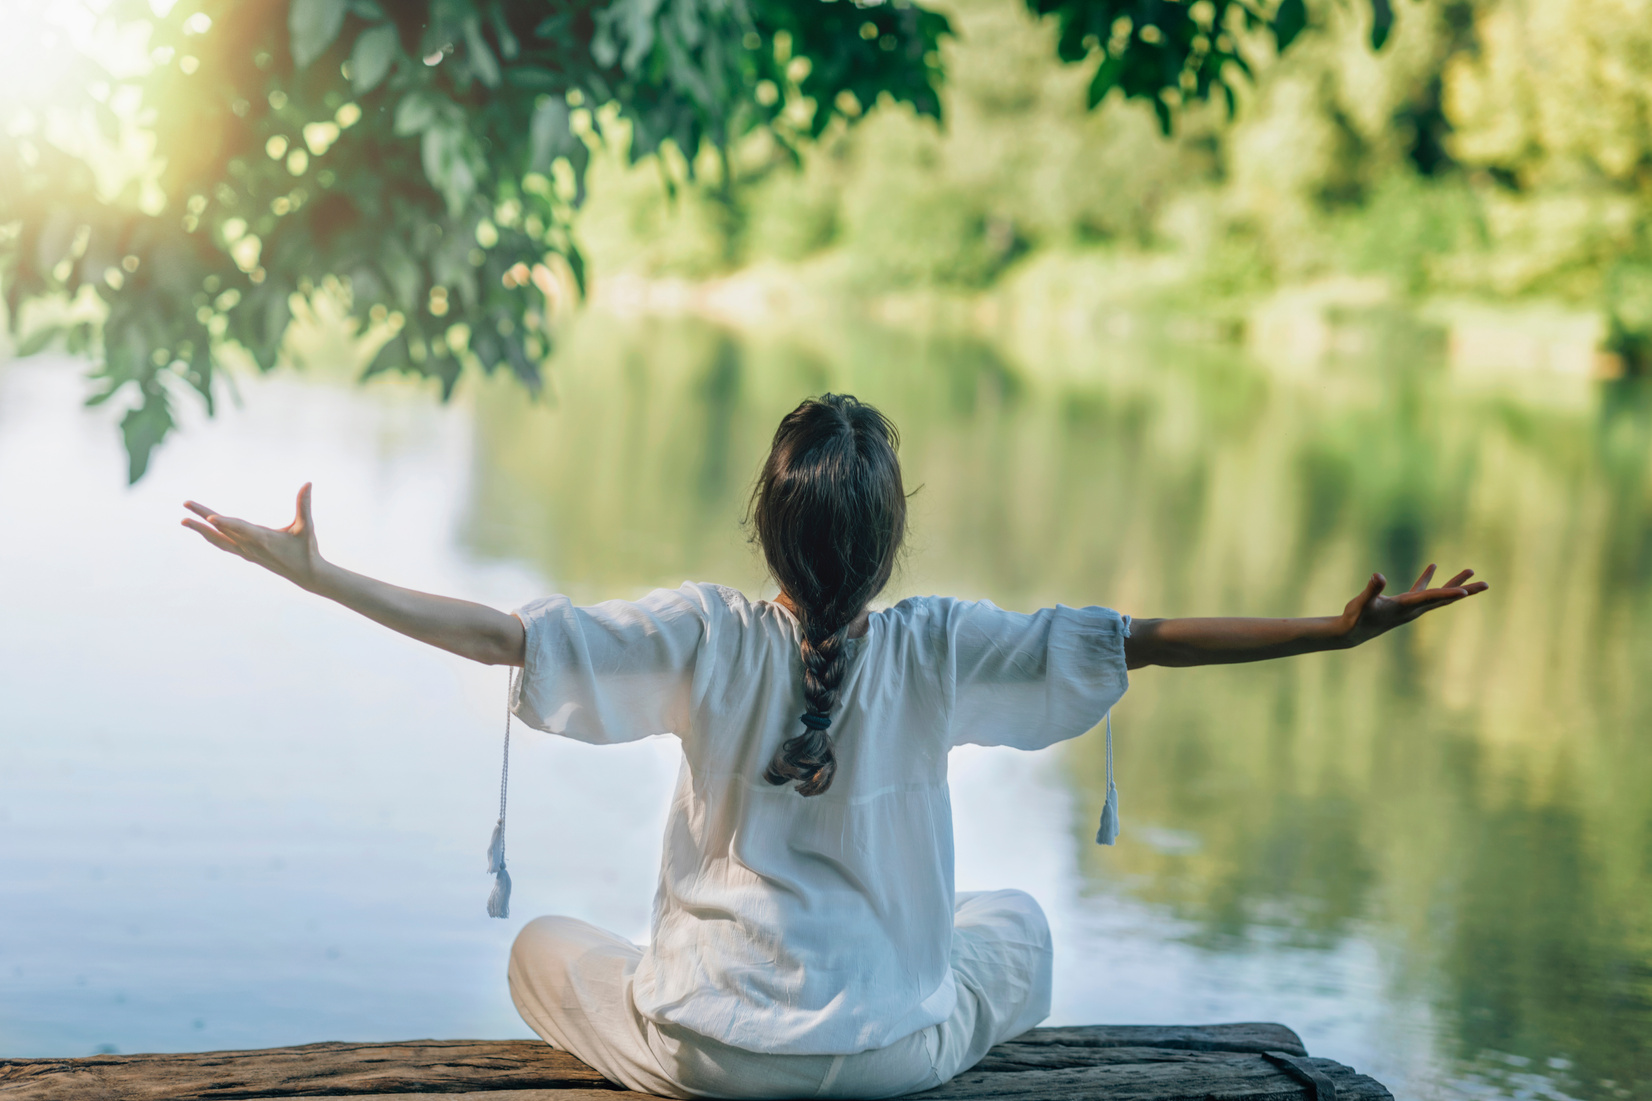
top-left (510, 582), bottom-right (1130, 1057)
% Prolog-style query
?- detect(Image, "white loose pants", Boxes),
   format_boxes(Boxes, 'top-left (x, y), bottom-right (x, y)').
top-left (507, 889), bottom-right (1053, 1099)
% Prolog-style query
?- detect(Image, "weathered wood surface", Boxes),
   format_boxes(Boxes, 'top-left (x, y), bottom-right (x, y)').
top-left (914, 1051), bottom-right (1384, 1101)
top-left (0, 1041), bottom-right (614, 1101)
top-left (0, 1024), bottom-right (1391, 1101)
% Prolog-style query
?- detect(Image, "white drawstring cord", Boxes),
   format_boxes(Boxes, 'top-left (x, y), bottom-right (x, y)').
top-left (486, 667), bottom-right (515, 918)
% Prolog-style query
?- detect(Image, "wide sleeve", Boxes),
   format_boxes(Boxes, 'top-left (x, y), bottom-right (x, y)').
top-left (939, 598), bottom-right (1130, 750)
top-left (509, 584), bottom-right (712, 744)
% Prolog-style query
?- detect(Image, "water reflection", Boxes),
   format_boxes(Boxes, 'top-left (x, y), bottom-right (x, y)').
top-left (461, 311), bottom-right (1652, 1101)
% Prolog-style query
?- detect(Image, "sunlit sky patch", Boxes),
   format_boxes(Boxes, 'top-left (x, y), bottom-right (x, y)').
top-left (2, 1), bottom-right (176, 205)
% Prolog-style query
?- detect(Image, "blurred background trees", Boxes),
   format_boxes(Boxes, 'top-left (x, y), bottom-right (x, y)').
top-left (595, 0), bottom-right (1652, 368)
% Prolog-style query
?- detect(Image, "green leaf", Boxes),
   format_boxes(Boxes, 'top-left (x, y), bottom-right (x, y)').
top-left (564, 242), bottom-right (587, 297)
top-left (590, 19), bottom-right (618, 67)
top-left (422, 124), bottom-right (479, 214)
top-left (380, 238), bottom-right (421, 307)
top-left (595, 0), bottom-right (664, 74)
top-left (185, 342), bottom-right (216, 415)
top-left (1274, 0), bottom-right (1307, 52)
top-left (290, 0), bottom-right (348, 69)
top-left (1086, 55), bottom-right (1122, 109)
top-left (463, 16), bottom-right (501, 88)
top-left (84, 379), bottom-right (123, 407)
top-left (394, 91), bottom-right (439, 135)
top-left (1369, 0), bottom-right (1394, 49)
top-left (489, 7), bottom-right (520, 59)
top-left (363, 333), bottom-right (409, 379)
top-left (16, 323), bottom-right (64, 357)
top-left (350, 24), bottom-right (399, 94)
top-left (121, 389), bottom-right (175, 484)
top-left (529, 97), bottom-right (573, 171)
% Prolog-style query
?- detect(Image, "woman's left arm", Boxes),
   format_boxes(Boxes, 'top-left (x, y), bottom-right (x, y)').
top-left (1124, 566), bottom-right (1488, 670)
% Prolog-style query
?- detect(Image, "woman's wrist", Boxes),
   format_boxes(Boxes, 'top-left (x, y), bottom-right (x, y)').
top-left (1323, 614), bottom-right (1362, 649)
top-left (302, 556), bottom-right (342, 598)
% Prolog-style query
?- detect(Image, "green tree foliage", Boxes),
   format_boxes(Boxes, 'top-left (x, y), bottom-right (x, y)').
top-left (1438, 0), bottom-right (1652, 363)
top-left (629, 0), bottom-right (1650, 370)
top-left (0, 0), bottom-right (948, 480)
top-left (0, 0), bottom-right (1392, 480)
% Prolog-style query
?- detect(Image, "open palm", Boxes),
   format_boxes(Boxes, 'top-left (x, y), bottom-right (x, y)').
top-left (1339, 565), bottom-right (1489, 646)
top-left (181, 483), bottom-right (324, 590)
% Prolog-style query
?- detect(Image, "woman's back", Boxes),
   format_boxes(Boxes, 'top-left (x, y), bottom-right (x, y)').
top-left (511, 582), bottom-right (1130, 1055)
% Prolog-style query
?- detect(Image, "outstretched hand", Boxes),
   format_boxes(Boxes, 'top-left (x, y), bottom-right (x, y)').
top-left (181, 483), bottom-right (523, 665)
top-left (182, 483), bottom-right (326, 591)
top-left (1338, 564), bottom-right (1489, 647)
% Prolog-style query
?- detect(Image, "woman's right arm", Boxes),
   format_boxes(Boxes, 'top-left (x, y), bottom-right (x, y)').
top-left (1123, 566), bottom-right (1487, 670)
top-left (182, 483), bottom-right (525, 666)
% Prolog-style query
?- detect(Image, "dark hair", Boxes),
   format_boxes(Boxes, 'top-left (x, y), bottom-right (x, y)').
top-left (751, 394), bottom-right (907, 796)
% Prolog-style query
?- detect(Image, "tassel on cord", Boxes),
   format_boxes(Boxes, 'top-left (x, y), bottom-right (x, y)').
top-left (486, 669), bottom-right (515, 919)
top-left (1095, 711), bottom-right (1120, 846)
top-left (486, 818), bottom-right (511, 919)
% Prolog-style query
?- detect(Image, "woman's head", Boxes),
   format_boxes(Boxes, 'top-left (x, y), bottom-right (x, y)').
top-left (751, 394), bottom-right (906, 795)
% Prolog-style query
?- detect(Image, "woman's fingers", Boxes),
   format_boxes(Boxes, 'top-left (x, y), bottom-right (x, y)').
top-left (182, 517), bottom-right (245, 557)
top-left (1397, 579), bottom-right (1490, 613)
top-left (208, 513), bottom-right (267, 539)
top-left (1420, 580), bottom-right (1488, 599)
top-left (1393, 568), bottom-right (1487, 603)
top-left (1345, 573), bottom-right (1386, 619)
top-left (1396, 584), bottom-right (1456, 601)
top-left (295, 482), bottom-right (314, 532)
top-left (186, 496), bottom-right (299, 543)
top-left (183, 499), bottom-right (256, 537)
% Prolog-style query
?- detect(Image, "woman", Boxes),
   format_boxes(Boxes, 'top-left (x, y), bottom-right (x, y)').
top-left (182, 393), bottom-right (1486, 1099)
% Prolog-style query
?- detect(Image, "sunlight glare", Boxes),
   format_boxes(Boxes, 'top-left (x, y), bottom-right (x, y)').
top-left (0, 0), bottom-right (100, 114)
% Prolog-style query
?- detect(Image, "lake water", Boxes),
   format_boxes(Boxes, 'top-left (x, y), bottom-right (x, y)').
top-left (2, 308), bottom-right (1648, 1100)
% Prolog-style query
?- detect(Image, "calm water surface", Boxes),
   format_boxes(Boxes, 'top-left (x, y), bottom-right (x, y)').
top-left (2, 311), bottom-right (1648, 1101)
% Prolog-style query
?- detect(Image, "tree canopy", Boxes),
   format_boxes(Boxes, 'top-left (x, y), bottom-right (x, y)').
top-left (0, 0), bottom-right (1396, 480)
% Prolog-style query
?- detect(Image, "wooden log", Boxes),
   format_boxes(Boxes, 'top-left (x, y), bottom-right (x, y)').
top-left (0, 1041), bottom-right (618, 1101)
top-left (257, 1095), bottom-right (644, 1101)
top-left (976, 1023), bottom-right (1308, 1062)
top-left (0, 1025), bottom-right (1390, 1101)
top-left (914, 1051), bottom-right (1391, 1101)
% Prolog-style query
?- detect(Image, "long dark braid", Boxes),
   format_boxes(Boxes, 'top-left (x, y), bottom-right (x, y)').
top-left (770, 619), bottom-right (852, 796)
top-left (751, 394), bottom-right (906, 797)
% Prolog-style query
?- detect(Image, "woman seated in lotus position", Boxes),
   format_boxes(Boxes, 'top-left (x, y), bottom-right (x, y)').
top-left (182, 393), bottom-right (1485, 1099)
